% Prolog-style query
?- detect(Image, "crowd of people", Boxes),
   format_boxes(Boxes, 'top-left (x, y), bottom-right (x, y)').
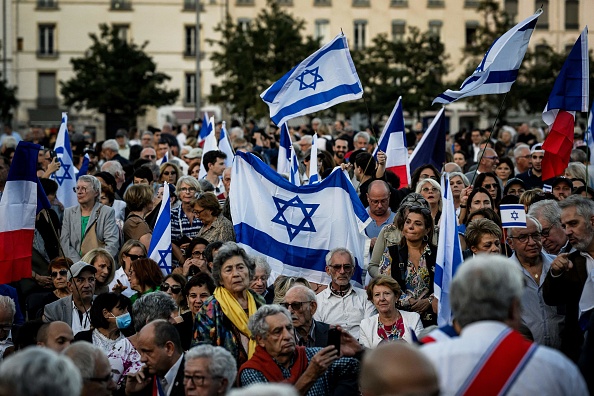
top-left (0, 117), bottom-right (592, 395)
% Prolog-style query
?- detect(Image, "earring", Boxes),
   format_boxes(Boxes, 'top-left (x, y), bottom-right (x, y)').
top-left (423, 234), bottom-right (429, 242)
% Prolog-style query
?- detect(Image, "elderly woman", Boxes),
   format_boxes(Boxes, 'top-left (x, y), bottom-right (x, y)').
top-left (123, 184), bottom-right (154, 249)
top-left (39, 257), bottom-right (73, 314)
top-left (192, 242), bottom-right (265, 369)
top-left (171, 176), bottom-right (203, 263)
top-left (416, 178), bottom-right (442, 226)
top-left (249, 257), bottom-right (273, 304)
top-left (449, 172), bottom-right (469, 212)
top-left (60, 175), bottom-right (120, 262)
top-left (108, 240), bottom-right (146, 298)
top-left (81, 248), bottom-right (116, 295)
top-left (464, 218), bottom-right (503, 256)
top-left (126, 258), bottom-right (164, 303)
top-left (159, 162), bottom-right (181, 185)
top-left (192, 192), bottom-right (235, 243)
top-left (360, 275), bottom-right (423, 348)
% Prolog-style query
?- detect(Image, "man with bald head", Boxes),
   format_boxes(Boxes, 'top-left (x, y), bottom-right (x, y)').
top-left (465, 147), bottom-right (498, 184)
top-left (360, 342), bottom-right (439, 396)
top-left (365, 180), bottom-right (395, 251)
top-left (140, 147), bottom-right (157, 163)
top-left (282, 285), bottom-right (329, 347)
top-left (37, 321), bottom-right (74, 353)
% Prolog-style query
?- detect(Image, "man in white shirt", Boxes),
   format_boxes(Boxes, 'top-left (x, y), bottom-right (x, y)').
top-left (314, 248), bottom-right (376, 339)
top-left (421, 255), bottom-right (587, 395)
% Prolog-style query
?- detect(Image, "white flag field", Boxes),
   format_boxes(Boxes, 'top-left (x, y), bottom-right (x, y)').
top-left (230, 151), bottom-right (370, 286)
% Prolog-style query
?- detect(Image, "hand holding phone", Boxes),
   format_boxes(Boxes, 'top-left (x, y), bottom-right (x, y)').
top-left (327, 327), bottom-right (341, 355)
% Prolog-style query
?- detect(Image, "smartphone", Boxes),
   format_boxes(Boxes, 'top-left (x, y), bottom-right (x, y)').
top-left (327, 328), bottom-right (341, 355)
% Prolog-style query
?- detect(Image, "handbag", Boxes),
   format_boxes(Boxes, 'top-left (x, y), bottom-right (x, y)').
top-left (80, 206), bottom-right (106, 256)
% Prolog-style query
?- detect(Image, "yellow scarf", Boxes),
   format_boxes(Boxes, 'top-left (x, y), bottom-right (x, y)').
top-left (213, 286), bottom-right (257, 358)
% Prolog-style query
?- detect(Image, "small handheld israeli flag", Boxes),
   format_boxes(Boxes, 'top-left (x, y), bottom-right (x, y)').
top-left (500, 204), bottom-right (527, 228)
top-left (149, 181), bottom-right (172, 275)
top-left (52, 113), bottom-right (78, 209)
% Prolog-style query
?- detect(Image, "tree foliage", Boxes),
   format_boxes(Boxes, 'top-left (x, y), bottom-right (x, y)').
top-left (0, 73), bottom-right (19, 125)
top-left (208, 0), bottom-right (321, 120)
top-left (337, 27), bottom-right (449, 122)
top-left (60, 24), bottom-right (178, 128)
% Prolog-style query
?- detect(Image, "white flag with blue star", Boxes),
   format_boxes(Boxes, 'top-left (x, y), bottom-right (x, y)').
top-left (500, 204), bottom-right (527, 228)
top-left (261, 34), bottom-right (363, 127)
top-left (149, 181), bottom-right (172, 275)
top-left (52, 112), bottom-right (78, 209)
top-left (231, 151), bottom-right (371, 286)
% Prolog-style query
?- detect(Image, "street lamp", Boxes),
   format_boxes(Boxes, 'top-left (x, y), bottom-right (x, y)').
top-left (195, 0), bottom-right (201, 118)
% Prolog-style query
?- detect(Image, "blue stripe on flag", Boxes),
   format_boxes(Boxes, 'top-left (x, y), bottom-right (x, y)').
top-left (261, 64), bottom-right (299, 104)
top-left (518, 17), bottom-right (538, 31)
top-left (484, 69), bottom-right (519, 84)
top-left (305, 37), bottom-right (347, 67)
top-left (8, 142), bottom-right (42, 184)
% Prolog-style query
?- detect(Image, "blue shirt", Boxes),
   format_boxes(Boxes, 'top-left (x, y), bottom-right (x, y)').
top-left (364, 209), bottom-right (395, 239)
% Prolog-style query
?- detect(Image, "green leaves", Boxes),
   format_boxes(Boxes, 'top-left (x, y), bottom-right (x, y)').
top-left (0, 73), bottom-right (19, 125)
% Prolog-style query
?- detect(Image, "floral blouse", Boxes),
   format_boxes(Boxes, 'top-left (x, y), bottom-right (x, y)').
top-left (398, 244), bottom-right (432, 309)
top-left (107, 337), bottom-right (142, 388)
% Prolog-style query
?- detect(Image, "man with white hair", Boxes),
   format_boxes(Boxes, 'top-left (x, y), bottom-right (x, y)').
top-left (528, 200), bottom-right (572, 255)
top-left (184, 345), bottom-right (237, 396)
top-left (63, 342), bottom-right (117, 396)
top-left (513, 143), bottom-right (531, 175)
top-left (421, 255), bottom-right (586, 395)
top-left (282, 285), bottom-right (330, 348)
top-left (101, 138), bottom-right (131, 167)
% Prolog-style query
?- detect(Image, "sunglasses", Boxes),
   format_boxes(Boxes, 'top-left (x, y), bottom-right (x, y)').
top-left (163, 171), bottom-right (177, 176)
top-left (51, 269), bottom-right (68, 278)
top-left (160, 283), bottom-right (182, 294)
top-left (125, 253), bottom-right (146, 261)
top-left (280, 301), bottom-right (312, 311)
top-left (483, 183), bottom-right (498, 190)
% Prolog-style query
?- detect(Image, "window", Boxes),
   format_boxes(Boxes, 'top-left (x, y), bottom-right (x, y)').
top-left (464, 0), bottom-right (479, 7)
top-left (353, 0), bottom-right (370, 6)
top-left (315, 19), bottom-right (330, 42)
top-left (391, 20), bottom-right (405, 42)
top-left (184, 25), bottom-right (196, 57)
top-left (37, 0), bottom-right (58, 9)
top-left (238, 18), bottom-right (251, 32)
top-left (565, 0), bottom-right (579, 30)
top-left (110, 0), bottom-right (131, 10)
top-left (427, 0), bottom-right (444, 8)
top-left (428, 20), bottom-right (442, 41)
top-left (236, 0), bottom-right (254, 5)
top-left (504, 0), bottom-right (518, 24)
top-left (38, 72), bottom-right (58, 107)
top-left (536, 0), bottom-right (549, 29)
top-left (465, 21), bottom-right (479, 47)
top-left (390, 0), bottom-right (408, 6)
top-left (276, 0), bottom-right (293, 5)
top-left (314, 0), bottom-right (331, 5)
top-left (185, 73), bottom-right (196, 105)
top-left (183, 0), bottom-right (196, 10)
top-left (113, 24), bottom-right (129, 42)
top-left (353, 20), bottom-right (367, 50)
top-left (38, 24), bottom-right (56, 57)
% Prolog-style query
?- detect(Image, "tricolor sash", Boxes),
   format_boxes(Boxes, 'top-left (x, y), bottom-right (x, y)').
top-left (457, 328), bottom-right (537, 396)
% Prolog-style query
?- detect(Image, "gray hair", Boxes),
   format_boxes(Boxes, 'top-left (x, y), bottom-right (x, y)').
top-left (132, 291), bottom-right (177, 332)
top-left (513, 144), bottom-right (530, 159)
top-left (528, 199), bottom-right (561, 226)
top-left (286, 284), bottom-right (316, 303)
top-left (566, 162), bottom-right (587, 181)
top-left (78, 175), bottom-right (102, 198)
top-left (101, 160), bottom-right (124, 178)
top-left (570, 150), bottom-right (587, 164)
top-left (443, 163), bottom-right (462, 173)
top-left (449, 171), bottom-right (470, 187)
top-left (353, 131), bottom-right (370, 143)
top-left (254, 257), bottom-right (271, 278)
top-left (230, 127), bottom-right (244, 140)
top-left (299, 135), bottom-right (312, 144)
top-left (186, 345), bottom-right (237, 393)
top-left (141, 131), bottom-right (154, 139)
top-left (248, 305), bottom-right (292, 339)
top-left (558, 195), bottom-right (594, 220)
top-left (63, 342), bottom-right (105, 379)
top-left (198, 178), bottom-right (215, 192)
top-left (212, 242), bottom-right (255, 287)
top-left (451, 255), bottom-right (524, 328)
top-left (415, 177), bottom-right (442, 194)
top-left (0, 347), bottom-right (82, 395)
top-left (102, 139), bottom-right (119, 152)
top-left (0, 296), bottom-right (15, 320)
top-left (325, 247), bottom-right (355, 268)
top-left (229, 384), bottom-right (298, 396)
top-left (176, 175), bottom-right (201, 196)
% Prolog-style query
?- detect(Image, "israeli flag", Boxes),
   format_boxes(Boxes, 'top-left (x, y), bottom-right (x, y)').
top-left (500, 204), bottom-right (527, 228)
top-left (149, 181), bottom-right (172, 275)
top-left (198, 116), bottom-right (218, 179)
top-left (261, 34), bottom-right (363, 127)
top-left (76, 154), bottom-right (90, 180)
top-left (231, 151), bottom-right (370, 286)
top-left (587, 101), bottom-right (594, 165)
top-left (52, 112), bottom-right (77, 209)
top-left (433, 9), bottom-right (541, 105)
top-left (309, 134), bottom-right (320, 184)
top-left (289, 145), bottom-right (300, 187)
top-left (198, 112), bottom-right (211, 145)
top-left (219, 121), bottom-right (235, 168)
top-left (277, 123), bottom-right (292, 175)
top-left (434, 174), bottom-right (463, 326)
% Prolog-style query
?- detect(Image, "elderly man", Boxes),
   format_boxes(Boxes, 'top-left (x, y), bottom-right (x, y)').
top-left (36, 321), bottom-right (74, 353)
top-left (63, 342), bottom-right (116, 396)
top-left (184, 345), bottom-right (237, 396)
top-left (250, 258), bottom-right (274, 304)
top-left (360, 342), bottom-right (439, 396)
top-left (132, 291), bottom-right (178, 333)
top-left (507, 215), bottom-right (564, 349)
top-left (282, 285), bottom-right (329, 347)
top-left (513, 144), bottom-right (531, 175)
top-left (365, 180), bottom-right (395, 250)
top-left (239, 305), bottom-right (361, 395)
top-left (0, 296), bottom-right (15, 361)
top-left (517, 143), bottom-right (544, 190)
top-left (544, 195), bottom-right (594, 362)
top-left (140, 147), bottom-right (157, 162)
top-left (140, 131), bottom-right (154, 148)
top-left (297, 135), bottom-right (313, 157)
top-left (464, 147), bottom-right (498, 184)
top-left (101, 138), bottom-right (131, 167)
top-left (43, 261), bottom-right (96, 335)
top-left (127, 320), bottom-right (185, 396)
top-left (421, 255), bottom-right (587, 395)
top-left (314, 248), bottom-right (376, 339)
top-left (528, 200), bottom-right (572, 255)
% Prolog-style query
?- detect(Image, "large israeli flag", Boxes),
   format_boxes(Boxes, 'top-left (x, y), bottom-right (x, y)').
top-left (149, 181), bottom-right (172, 275)
top-left (261, 34), bottom-right (363, 127)
top-left (433, 9), bottom-right (541, 105)
top-left (231, 151), bottom-right (370, 286)
top-left (434, 174), bottom-right (463, 326)
top-left (52, 112), bottom-right (78, 209)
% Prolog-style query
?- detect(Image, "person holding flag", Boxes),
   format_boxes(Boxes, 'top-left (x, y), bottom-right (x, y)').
top-left (52, 113), bottom-right (78, 209)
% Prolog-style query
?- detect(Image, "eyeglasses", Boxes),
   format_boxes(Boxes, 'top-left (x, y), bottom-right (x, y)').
top-left (183, 374), bottom-right (221, 387)
top-left (280, 301), bottom-right (312, 311)
top-left (51, 269), bottom-right (68, 278)
top-left (142, 155), bottom-right (156, 160)
top-left (163, 171), bottom-right (177, 176)
top-left (85, 373), bottom-right (113, 383)
top-left (509, 233), bottom-right (541, 244)
top-left (540, 225), bottom-right (554, 238)
top-left (369, 198), bottom-right (389, 205)
top-left (192, 250), bottom-right (204, 258)
top-left (484, 156), bottom-right (499, 160)
top-left (180, 187), bottom-right (197, 193)
top-left (125, 253), bottom-right (146, 261)
top-left (73, 186), bottom-right (88, 193)
top-left (421, 187), bottom-right (438, 194)
top-left (192, 208), bottom-right (206, 216)
top-left (327, 264), bottom-right (353, 272)
top-left (160, 283), bottom-right (182, 294)
top-left (483, 183), bottom-right (498, 190)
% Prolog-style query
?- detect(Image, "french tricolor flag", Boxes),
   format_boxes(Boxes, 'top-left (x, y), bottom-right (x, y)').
top-left (0, 141), bottom-right (51, 283)
top-left (374, 97), bottom-right (410, 188)
top-left (541, 27), bottom-right (589, 180)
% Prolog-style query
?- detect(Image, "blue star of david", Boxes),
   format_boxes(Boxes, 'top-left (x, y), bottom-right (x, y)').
top-left (157, 245), bottom-right (172, 274)
top-left (511, 211), bottom-right (519, 221)
top-left (54, 158), bottom-right (73, 186)
top-left (296, 67), bottom-right (324, 91)
top-left (271, 196), bottom-right (319, 241)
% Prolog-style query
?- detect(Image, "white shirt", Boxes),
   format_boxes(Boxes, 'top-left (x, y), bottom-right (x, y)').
top-left (71, 301), bottom-right (91, 335)
top-left (107, 267), bottom-right (135, 298)
top-left (421, 321), bottom-right (587, 396)
top-left (313, 284), bottom-right (377, 339)
top-left (162, 353), bottom-right (184, 396)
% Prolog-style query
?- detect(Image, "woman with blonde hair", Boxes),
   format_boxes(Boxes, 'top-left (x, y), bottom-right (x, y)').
top-left (82, 248), bottom-right (116, 295)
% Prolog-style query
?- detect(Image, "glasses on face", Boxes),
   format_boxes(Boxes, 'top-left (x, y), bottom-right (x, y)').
top-left (192, 208), bottom-right (206, 216)
top-left (143, 155), bottom-right (157, 160)
top-left (280, 301), bottom-right (312, 311)
top-left (51, 269), bottom-right (68, 278)
top-left (369, 198), bottom-right (389, 205)
top-left (328, 264), bottom-right (353, 272)
top-left (163, 171), bottom-right (177, 176)
top-left (160, 283), bottom-right (182, 294)
top-left (192, 250), bottom-right (204, 258)
top-left (73, 186), bottom-right (88, 193)
top-left (85, 373), bottom-right (113, 383)
top-left (540, 225), bottom-right (554, 238)
top-left (183, 374), bottom-right (221, 387)
top-left (125, 253), bottom-right (146, 261)
top-left (421, 187), bottom-right (438, 194)
top-left (483, 183), bottom-right (498, 190)
top-left (180, 187), bottom-right (197, 193)
top-left (509, 233), bottom-right (541, 244)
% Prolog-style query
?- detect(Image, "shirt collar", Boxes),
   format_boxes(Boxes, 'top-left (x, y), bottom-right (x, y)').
top-left (163, 353), bottom-right (184, 394)
top-left (295, 321), bottom-right (316, 346)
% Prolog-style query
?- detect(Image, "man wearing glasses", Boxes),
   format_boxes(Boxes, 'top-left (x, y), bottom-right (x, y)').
top-left (183, 345), bottom-right (236, 396)
top-left (528, 200), bottom-right (572, 256)
top-left (464, 147), bottom-right (498, 184)
top-left (64, 342), bottom-right (116, 396)
top-left (507, 215), bottom-right (564, 349)
top-left (313, 248), bottom-right (376, 339)
top-left (282, 285), bottom-right (330, 348)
